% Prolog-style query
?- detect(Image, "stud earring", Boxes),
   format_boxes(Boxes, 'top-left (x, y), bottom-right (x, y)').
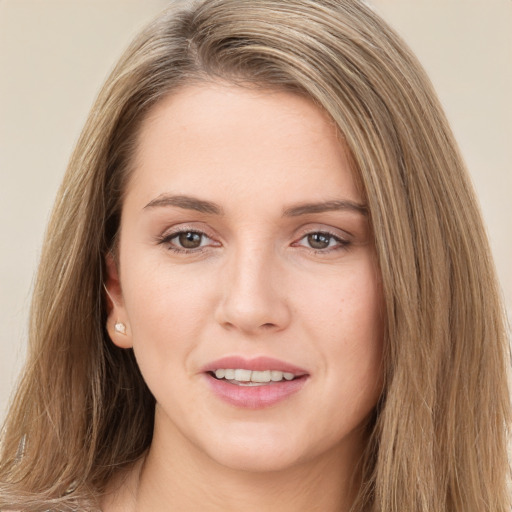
top-left (114, 322), bottom-right (127, 335)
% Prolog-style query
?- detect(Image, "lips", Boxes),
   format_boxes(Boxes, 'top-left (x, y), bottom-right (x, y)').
top-left (201, 356), bottom-right (309, 409)
top-left (201, 356), bottom-right (308, 375)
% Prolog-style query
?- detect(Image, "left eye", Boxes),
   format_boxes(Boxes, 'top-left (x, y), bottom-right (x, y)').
top-left (297, 232), bottom-right (344, 250)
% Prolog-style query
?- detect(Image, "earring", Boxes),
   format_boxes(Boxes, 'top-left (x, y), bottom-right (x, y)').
top-left (114, 322), bottom-right (127, 335)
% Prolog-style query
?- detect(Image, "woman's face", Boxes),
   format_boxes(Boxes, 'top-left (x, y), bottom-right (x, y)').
top-left (107, 83), bottom-right (384, 473)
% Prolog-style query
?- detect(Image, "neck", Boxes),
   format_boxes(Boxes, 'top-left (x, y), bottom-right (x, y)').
top-left (102, 410), bottom-right (365, 512)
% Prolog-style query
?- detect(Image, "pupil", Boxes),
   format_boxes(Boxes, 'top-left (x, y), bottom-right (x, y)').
top-left (308, 233), bottom-right (330, 249)
top-left (179, 232), bottom-right (201, 249)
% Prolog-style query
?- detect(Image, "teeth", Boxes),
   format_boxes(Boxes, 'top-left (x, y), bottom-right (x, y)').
top-left (271, 370), bottom-right (283, 382)
top-left (215, 369), bottom-right (226, 379)
top-left (234, 369), bottom-right (251, 381)
top-left (251, 370), bottom-right (271, 383)
top-left (213, 369), bottom-right (298, 383)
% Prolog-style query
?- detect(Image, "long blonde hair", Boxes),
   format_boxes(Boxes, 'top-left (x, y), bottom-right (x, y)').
top-left (1, 1), bottom-right (510, 510)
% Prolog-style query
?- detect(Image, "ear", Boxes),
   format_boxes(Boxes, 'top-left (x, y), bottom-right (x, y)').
top-left (104, 252), bottom-right (133, 349)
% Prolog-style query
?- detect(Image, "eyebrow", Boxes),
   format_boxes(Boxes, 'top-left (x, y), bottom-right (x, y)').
top-left (143, 194), bottom-right (368, 217)
top-left (283, 200), bottom-right (368, 217)
top-left (144, 194), bottom-right (224, 215)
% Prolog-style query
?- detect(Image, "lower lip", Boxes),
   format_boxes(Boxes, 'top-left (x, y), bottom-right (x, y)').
top-left (205, 374), bottom-right (308, 409)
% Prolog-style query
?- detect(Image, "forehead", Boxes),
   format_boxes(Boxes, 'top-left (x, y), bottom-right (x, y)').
top-left (126, 82), bottom-right (362, 212)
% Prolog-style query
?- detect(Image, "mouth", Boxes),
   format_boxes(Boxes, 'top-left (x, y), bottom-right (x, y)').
top-left (208, 368), bottom-right (306, 386)
top-left (202, 357), bottom-right (309, 408)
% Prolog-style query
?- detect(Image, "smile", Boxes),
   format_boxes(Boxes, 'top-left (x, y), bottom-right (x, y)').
top-left (211, 369), bottom-right (298, 385)
top-left (202, 357), bottom-right (309, 408)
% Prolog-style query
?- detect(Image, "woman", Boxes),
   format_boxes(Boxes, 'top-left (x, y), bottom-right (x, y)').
top-left (0, 0), bottom-right (510, 510)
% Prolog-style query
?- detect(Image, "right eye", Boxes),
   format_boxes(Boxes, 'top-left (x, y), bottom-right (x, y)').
top-left (172, 231), bottom-right (207, 249)
top-left (157, 228), bottom-right (220, 254)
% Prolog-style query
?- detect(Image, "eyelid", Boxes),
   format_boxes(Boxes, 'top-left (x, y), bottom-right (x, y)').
top-left (156, 223), bottom-right (222, 251)
top-left (159, 222), bottom-right (218, 239)
top-left (294, 232), bottom-right (348, 249)
top-left (293, 223), bottom-right (352, 241)
top-left (291, 224), bottom-right (352, 253)
top-left (155, 222), bottom-right (353, 253)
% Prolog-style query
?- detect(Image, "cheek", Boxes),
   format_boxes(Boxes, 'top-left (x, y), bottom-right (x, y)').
top-left (303, 261), bottom-right (384, 399)
top-left (335, 269), bottom-right (384, 380)
top-left (299, 257), bottom-right (384, 348)
top-left (121, 258), bottom-right (218, 366)
top-left (121, 265), bottom-right (219, 415)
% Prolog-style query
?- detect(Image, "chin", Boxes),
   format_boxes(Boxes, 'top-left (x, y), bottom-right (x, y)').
top-left (200, 426), bottom-right (316, 474)
top-left (209, 445), bottom-right (305, 474)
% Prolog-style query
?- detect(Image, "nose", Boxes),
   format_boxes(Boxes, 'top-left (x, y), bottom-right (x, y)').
top-left (214, 245), bottom-right (291, 334)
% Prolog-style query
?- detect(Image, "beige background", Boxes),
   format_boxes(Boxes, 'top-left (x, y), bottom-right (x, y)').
top-left (1, 0), bottom-right (511, 421)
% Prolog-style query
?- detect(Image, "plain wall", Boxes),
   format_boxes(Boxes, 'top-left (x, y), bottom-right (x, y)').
top-left (1, 0), bottom-right (511, 421)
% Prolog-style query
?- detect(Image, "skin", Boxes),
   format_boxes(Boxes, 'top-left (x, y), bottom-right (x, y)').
top-left (103, 83), bottom-right (384, 512)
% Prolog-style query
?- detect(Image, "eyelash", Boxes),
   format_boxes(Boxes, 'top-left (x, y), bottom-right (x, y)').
top-left (156, 229), bottom-right (350, 254)
top-left (293, 231), bottom-right (350, 253)
top-left (156, 229), bottom-right (217, 254)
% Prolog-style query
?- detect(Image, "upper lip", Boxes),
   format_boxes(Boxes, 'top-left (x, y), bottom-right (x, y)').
top-left (201, 356), bottom-right (309, 376)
